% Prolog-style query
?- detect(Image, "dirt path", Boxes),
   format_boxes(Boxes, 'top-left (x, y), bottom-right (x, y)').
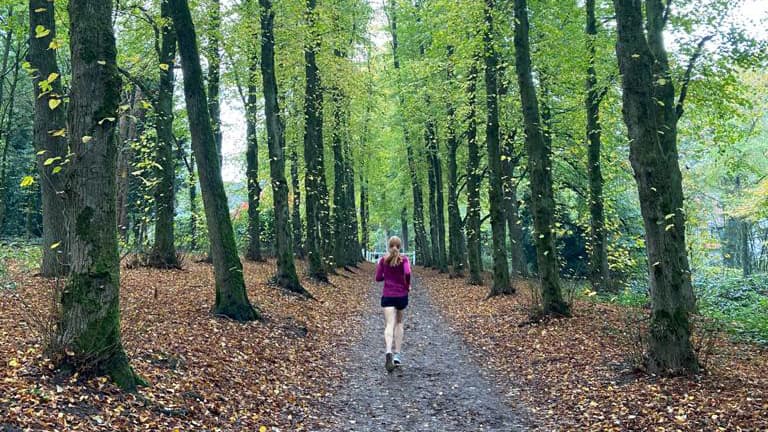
top-left (319, 274), bottom-right (528, 431)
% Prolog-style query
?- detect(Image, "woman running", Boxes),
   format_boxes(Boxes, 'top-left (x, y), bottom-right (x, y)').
top-left (375, 236), bottom-right (411, 372)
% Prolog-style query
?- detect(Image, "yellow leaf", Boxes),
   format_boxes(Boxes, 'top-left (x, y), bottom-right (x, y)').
top-left (82, 136), bottom-right (93, 144)
top-left (8, 358), bottom-right (19, 368)
top-left (48, 98), bottom-right (61, 110)
top-left (34, 7), bottom-right (46, 12)
top-left (50, 242), bottom-right (61, 250)
top-left (159, 63), bottom-right (170, 71)
top-left (47, 72), bottom-right (59, 83)
top-left (20, 176), bottom-right (35, 188)
top-left (98, 117), bottom-right (116, 125)
top-left (50, 128), bottom-right (66, 137)
top-left (35, 25), bottom-right (51, 38)
top-left (259, 427), bottom-right (267, 432)
top-left (97, 60), bottom-right (106, 65)
top-left (49, 39), bottom-right (61, 50)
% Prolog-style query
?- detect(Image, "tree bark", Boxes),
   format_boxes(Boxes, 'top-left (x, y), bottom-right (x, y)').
top-left (149, 0), bottom-right (179, 268)
top-left (613, 0), bottom-right (698, 374)
top-left (465, 58), bottom-right (483, 285)
top-left (446, 93), bottom-right (466, 278)
top-left (302, 0), bottom-right (329, 279)
top-left (170, 0), bottom-right (260, 320)
top-left (245, 47), bottom-right (263, 262)
top-left (501, 131), bottom-right (527, 277)
top-left (259, 0), bottom-right (312, 296)
top-left (513, 0), bottom-right (568, 314)
top-left (586, 0), bottom-right (610, 291)
top-left (29, 0), bottom-right (68, 276)
top-left (484, 0), bottom-right (512, 296)
top-left (60, 0), bottom-right (141, 390)
top-left (206, 0), bottom-right (222, 161)
top-left (289, 146), bottom-right (304, 259)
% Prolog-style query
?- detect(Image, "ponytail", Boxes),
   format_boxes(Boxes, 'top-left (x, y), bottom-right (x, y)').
top-left (384, 236), bottom-right (403, 266)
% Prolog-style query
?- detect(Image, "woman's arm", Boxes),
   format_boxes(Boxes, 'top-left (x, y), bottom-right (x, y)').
top-left (403, 256), bottom-right (411, 290)
top-left (375, 258), bottom-right (385, 281)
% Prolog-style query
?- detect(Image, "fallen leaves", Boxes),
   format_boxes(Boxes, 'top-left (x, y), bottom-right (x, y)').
top-left (423, 268), bottom-right (768, 431)
top-left (0, 258), bottom-right (371, 431)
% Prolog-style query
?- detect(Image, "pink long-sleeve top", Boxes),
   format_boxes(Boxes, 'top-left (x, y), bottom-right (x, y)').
top-left (375, 255), bottom-right (411, 297)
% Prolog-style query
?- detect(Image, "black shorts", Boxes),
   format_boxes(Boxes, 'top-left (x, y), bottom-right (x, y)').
top-left (381, 296), bottom-right (409, 310)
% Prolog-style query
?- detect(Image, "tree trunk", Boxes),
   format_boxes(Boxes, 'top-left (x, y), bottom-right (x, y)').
top-left (290, 146), bottom-right (304, 259)
top-left (170, 0), bottom-right (259, 320)
top-left (245, 49), bottom-right (263, 262)
top-left (302, 0), bottom-right (329, 279)
top-left (401, 205), bottom-right (409, 253)
top-left (446, 128), bottom-right (465, 278)
top-left (387, 0), bottom-right (431, 267)
top-left (0, 27), bottom-right (21, 235)
top-left (501, 131), bottom-right (527, 277)
top-left (360, 173), bottom-right (369, 251)
top-left (586, 0), bottom-right (610, 291)
top-left (484, 0), bottom-right (512, 296)
top-left (206, 0), bottom-right (222, 161)
top-left (741, 220), bottom-right (752, 277)
top-left (116, 89), bottom-right (136, 241)
top-left (426, 117), bottom-right (447, 272)
top-left (465, 58), bottom-right (483, 285)
top-left (331, 88), bottom-right (348, 267)
top-left (513, 0), bottom-right (568, 314)
top-left (149, 0), bottom-right (179, 268)
top-left (189, 153), bottom-right (198, 251)
top-left (60, 0), bottom-right (141, 390)
top-left (613, 0), bottom-right (698, 374)
top-left (259, 0), bottom-right (312, 296)
top-left (29, 0), bottom-right (68, 276)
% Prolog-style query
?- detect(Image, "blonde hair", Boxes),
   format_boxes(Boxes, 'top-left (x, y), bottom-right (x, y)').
top-left (384, 236), bottom-right (403, 266)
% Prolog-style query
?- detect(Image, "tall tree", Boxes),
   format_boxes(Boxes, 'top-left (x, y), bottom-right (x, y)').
top-left (289, 146), bottom-right (304, 259)
top-left (302, 0), bottom-right (330, 280)
top-left (513, 0), bottom-right (568, 314)
top-left (586, 0), bottom-right (610, 291)
top-left (206, 0), bottom-right (223, 160)
top-left (445, 46), bottom-right (466, 278)
top-left (386, 0), bottom-right (431, 267)
top-left (465, 58), bottom-right (483, 285)
top-left (245, 40), bottom-right (264, 262)
top-left (613, 0), bottom-right (698, 374)
top-left (58, 0), bottom-right (141, 389)
top-left (483, 0), bottom-right (512, 296)
top-left (148, 0), bottom-right (179, 268)
top-left (259, 0), bottom-right (312, 296)
top-left (29, 0), bottom-right (67, 276)
top-left (170, 0), bottom-right (259, 320)
top-left (501, 131), bottom-right (527, 277)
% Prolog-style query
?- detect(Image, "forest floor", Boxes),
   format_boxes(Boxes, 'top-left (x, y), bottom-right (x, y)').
top-left (317, 275), bottom-right (529, 431)
top-left (1, 258), bottom-right (767, 431)
top-left (0, 257), bottom-right (372, 431)
top-left (423, 267), bottom-right (768, 431)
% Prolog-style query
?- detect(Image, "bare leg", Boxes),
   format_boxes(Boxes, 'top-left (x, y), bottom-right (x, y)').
top-left (383, 307), bottom-right (396, 354)
top-left (394, 309), bottom-right (405, 353)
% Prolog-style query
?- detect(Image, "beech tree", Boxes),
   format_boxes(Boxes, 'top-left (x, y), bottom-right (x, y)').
top-left (613, 0), bottom-right (698, 374)
top-left (58, 0), bottom-right (141, 389)
top-left (170, 0), bottom-right (259, 320)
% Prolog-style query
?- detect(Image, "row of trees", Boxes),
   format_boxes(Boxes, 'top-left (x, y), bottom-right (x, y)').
top-left (0, 0), bottom-right (765, 387)
top-left (380, 0), bottom-right (764, 376)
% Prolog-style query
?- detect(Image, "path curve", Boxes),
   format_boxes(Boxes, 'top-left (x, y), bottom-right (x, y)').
top-left (320, 273), bottom-right (527, 431)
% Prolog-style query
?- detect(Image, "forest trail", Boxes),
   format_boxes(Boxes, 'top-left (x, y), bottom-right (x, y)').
top-left (320, 273), bottom-right (528, 431)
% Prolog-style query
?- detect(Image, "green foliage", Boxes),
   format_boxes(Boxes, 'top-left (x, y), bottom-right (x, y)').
top-left (695, 272), bottom-right (768, 344)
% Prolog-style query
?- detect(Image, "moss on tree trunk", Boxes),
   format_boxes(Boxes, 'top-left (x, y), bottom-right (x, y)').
top-left (60, 0), bottom-right (142, 390)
